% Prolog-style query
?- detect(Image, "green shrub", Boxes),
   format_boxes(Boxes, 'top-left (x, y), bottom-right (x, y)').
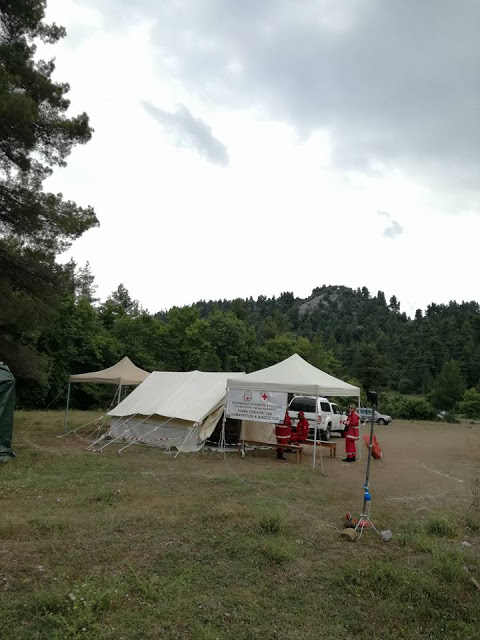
top-left (93, 489), bottom-right (122, 506)
top-left (432, 548), bottom-right (464, 583)
top-left (259, 539), bottom-right (294, 565)
top-left (28, 581), bottom-right (118, 638)
top-left (380, 394), bottom-right (406, 417)
top-left (459, 388), bottom-right (480, 419)
top-left (29, 519), bottom-right (68, 535)
top-left (425, 516), bottom-right (457, 538)
top-left (256, 513), bottom-right (282, 535)
top-left (464, 513), bottom-right (479, 533)
top-left (402, 398), bottom-right (437, 420)
top-left (382, 394), bottom-right (436, 420)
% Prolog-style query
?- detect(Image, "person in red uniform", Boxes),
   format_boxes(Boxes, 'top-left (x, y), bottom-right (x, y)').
top-left (343, 404), bottom-right (359, 462)
top-left (290, 411), bottom-right (309, 444)
top-left (275, 411), bottom-right (292, 460)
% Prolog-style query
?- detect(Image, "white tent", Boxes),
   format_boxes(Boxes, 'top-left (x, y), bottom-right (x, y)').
top-left (227, 353), bottom-right (360, 396)
top-left (69, 356), bottom-right (150, 386)
top-left (226, 354), bottom-right (360, 466)
top-left (104, 370), bottom-right (245, 453)
top-left (65, 357), bottom-right (151, 430)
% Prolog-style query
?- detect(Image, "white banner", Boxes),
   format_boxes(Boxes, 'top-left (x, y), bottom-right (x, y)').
top-left (226, 389), bottom-right (288, 423)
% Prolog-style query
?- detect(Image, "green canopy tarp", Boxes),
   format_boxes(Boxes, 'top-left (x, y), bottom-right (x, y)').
top-left (0, 364), bottom-right (15, 461)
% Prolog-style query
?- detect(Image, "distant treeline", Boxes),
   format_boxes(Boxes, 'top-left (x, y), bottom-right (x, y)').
top-left (4, 274), bottom-right (480, 410)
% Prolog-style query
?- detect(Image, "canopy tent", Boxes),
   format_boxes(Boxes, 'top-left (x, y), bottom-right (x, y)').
top-left (0, 364), bottom-right (15, 462)
top-left (65, 357), bottom-right (151, 430)
top-left (227, 353), bottom-right (360, 396)
top-left (69, 356), bottom-right (150, 386)
top-left (102, 370), bottom-right (245, 453)
top-left (226, 354), bottom-right (360, 467)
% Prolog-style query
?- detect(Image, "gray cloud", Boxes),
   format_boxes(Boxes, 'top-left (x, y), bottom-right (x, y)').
top-left (383, 220), bottom-right (404, 239)
top-left (85, 0), bottom-right (480, 208)
top-left (142, 102), bottom-right (229, 166)
top-left (378, 211), bottom-right (404, 238)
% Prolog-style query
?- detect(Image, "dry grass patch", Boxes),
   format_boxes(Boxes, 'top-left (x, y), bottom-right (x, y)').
top-left (0, 412), bottom-right (478, 639)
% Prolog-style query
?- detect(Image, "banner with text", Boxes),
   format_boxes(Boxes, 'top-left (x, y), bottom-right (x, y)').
top-left (226, 389), bottom-right (288, 423)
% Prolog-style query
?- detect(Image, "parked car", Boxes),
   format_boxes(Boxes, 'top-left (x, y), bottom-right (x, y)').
top-left (358, 408), bottom-right (392, 425)
top-left (287, 396), bottom-right (346, 441)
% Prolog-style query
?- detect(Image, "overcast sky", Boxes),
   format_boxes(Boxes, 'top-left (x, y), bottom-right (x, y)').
top-left (42, 0), bottom-right (480, 317)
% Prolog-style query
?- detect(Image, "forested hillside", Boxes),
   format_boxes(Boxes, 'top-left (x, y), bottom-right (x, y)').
top-left (4, 275), bottom-right (480, 410)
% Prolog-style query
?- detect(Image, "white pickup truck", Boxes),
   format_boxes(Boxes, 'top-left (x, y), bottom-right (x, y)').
top-left (287, 395), bottom-right (346, 441)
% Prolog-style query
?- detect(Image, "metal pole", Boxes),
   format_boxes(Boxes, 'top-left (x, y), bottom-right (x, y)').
top-left (220, 388), bottom-right (229, 452)
top-left (64, 382), bottom-right (71, 433)
top-left (118, 384), bottom-right (122, 405)
top-left (362, 404), bottom-right (376, 514)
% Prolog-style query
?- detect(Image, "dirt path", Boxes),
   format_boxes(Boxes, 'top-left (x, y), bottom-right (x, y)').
top-left (300, 420), bottom-right (480, 514)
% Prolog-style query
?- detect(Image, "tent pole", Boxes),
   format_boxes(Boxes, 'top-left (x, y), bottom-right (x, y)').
top-left (64, 382), bottom-right (71, 433)
top-left (313, 392), bottom-right (319, 469)
top-left (220, 388), bottom-right (229, 453)
top-left (118, 384), bottom-right (122, 405)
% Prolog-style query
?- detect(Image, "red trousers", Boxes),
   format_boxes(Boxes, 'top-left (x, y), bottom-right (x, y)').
top-left (275, 424), bottom-right (291, 455)
top-left (346, 437), bottom-right (357, 458)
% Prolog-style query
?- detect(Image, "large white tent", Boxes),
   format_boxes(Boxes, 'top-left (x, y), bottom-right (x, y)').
top-left (226, 354), bottom-right (360, 463)
top-left (104, 370), bottom-right (245, 452)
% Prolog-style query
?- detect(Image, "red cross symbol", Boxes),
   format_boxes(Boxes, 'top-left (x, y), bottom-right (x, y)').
top-left (261, 393), bottom-right (268, 400)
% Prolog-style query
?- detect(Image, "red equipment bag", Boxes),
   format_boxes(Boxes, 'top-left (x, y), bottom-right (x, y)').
top-left (363, 434), bottom-right (382, 459)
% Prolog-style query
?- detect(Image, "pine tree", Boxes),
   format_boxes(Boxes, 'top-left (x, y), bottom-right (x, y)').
top-left (0, 1), bottom-right (98, 383)
top-left (430, 360), bottom-right (465, 413)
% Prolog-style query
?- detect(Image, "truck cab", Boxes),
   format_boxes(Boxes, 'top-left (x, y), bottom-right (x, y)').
top-left (287, 395), bottom-right (346, 441)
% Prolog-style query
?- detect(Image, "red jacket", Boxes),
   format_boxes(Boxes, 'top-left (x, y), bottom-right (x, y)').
top-left (296, 417), bottom-right (309, 441)
top-left (344, 411), bottom-right (359, 440)
top-left (290, 416), bottom-right (309, 443)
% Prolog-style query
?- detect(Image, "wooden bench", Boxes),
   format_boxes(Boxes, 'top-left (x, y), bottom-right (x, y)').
top-left (305, 440), bottom-right (337, 458)
top-left (238, 441), bottom-right (304, 464)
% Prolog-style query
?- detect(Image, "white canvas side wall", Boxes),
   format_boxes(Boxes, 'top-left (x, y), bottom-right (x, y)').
top-left (110, 405), bottom-right (224, 453)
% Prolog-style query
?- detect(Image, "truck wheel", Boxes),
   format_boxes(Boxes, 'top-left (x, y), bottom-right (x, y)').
top-left (377, 419), bottom-right (386, 425)
top-left (321, 427), bottom-right (331, 441)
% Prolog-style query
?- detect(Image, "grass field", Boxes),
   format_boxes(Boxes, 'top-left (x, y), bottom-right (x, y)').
top-left (1, 411), bottom-right (479, 639)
